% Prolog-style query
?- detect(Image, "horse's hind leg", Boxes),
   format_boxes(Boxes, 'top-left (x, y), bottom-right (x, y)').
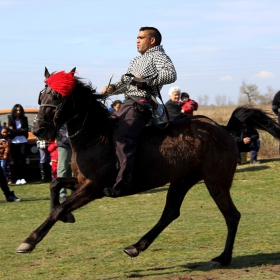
top-left (205, 178), bottom-right (241, 266)
top-left (17, 181), bottom-right (99, 253)
top-left (49, 177), bottom-right (79, 223)
top-left (124, 172), bottom-right (200, 258)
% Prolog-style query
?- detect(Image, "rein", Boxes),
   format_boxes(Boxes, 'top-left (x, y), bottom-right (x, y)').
top-left (67, 111), bottom-right (89, 139)
top-left (107, 74), bottom-right (169, 129)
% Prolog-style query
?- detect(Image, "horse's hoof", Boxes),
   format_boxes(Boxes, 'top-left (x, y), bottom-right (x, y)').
top-left (17, 242), bottom-right (34, 253)
top-left (211, 254), bottom-right (231, 266)
top-left (60, 213), bottom-right (75, 223)
top-left (123, 245), bottom-right (139, 258)
top-left (210, 260), bottom-right (222, 267)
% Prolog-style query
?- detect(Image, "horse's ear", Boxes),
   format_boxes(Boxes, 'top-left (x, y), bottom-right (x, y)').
top-left (70, 67), bottom-right (76, 75)
top-left (45, 67), bottom-right (50, 78)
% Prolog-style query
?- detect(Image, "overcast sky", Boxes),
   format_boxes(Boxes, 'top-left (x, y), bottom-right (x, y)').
top-left (0, 0), bottom-right (279, 108)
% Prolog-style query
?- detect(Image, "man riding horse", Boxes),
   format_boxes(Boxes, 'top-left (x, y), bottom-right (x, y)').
top-left (101, 26), bottom-right (177, 197)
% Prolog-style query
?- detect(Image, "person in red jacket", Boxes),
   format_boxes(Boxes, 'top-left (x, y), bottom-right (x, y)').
top-left (180, 92), bottom-right (198, 116)
top-left (47, 141), bottom-right (58, 179)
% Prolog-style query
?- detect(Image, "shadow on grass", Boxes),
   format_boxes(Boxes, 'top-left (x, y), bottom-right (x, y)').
top-left (20, 197), bottom-right (50, 202)
top-left (235, 164), bottom-right (271, 172)
top-left (124, 252), bottom-right (280, 279)
top-left (181, 252), bottom-right (280, 270)
top-left (143, 186), bottom-right (169, 194)
top-left (236, 157), bottom-right (280, 173)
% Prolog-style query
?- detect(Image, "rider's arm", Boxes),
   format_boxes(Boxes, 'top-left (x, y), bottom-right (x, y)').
top-left (145, 53), bottom-right (177, 87)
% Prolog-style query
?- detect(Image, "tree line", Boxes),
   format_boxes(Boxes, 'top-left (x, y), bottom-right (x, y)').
top-left (197, 81), bottom-right (277, 106)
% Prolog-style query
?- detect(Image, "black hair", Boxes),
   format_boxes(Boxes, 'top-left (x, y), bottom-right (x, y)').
top-left (11, 104), bottom-right (25, 119)
top-left (139, 27), bottom-right (162, 45)
top-left (111, 100), bottom-right (122, 108)
top-left (181, 92), bottom-right (189, 99)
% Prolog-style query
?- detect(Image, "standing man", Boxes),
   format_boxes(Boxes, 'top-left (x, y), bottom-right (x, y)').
top-left (231, 123), bottom-right (261, 165)
top-left (57, 126), bottom-right (72, 201)
top-left (36, 139), bottom-right (50, 182)
top-left (102, 26), bottom-right (177, 197)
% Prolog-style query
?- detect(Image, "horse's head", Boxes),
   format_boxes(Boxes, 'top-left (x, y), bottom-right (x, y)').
top-left (33, 67), bottom-right (77, 140)
top-left (33, 67), bottom-right (109, 141)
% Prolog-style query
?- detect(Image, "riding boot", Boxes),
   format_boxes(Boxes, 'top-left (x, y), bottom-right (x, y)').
top-left (40, 163), bottom-right (46, 182)
top-left (103, 99), bottom-right (151, 198)
top-left (103, 174), bottom-right (133, 197)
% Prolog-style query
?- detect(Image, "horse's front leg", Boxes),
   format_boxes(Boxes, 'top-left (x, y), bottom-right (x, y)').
top-left (124, 176), bottom-right (196, 258)
top-left (49, 177), bottom-right (78, 223)
top-left (17, 181), bottom-right (103, 253)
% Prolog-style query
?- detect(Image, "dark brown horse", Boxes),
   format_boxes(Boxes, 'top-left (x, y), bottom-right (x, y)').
top-left (17, 68), bottom-right (280, 267)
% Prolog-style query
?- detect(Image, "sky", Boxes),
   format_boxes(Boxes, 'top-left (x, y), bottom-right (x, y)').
top-left (0, 0), bottom-right (279, 109)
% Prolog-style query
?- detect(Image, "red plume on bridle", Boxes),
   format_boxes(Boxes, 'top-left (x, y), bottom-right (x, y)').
top-left (44, 71), bottom-right (76, 97)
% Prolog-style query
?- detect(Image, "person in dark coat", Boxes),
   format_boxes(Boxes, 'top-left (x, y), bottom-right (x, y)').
top-left (231, 124), bottom-right (260, 164)
top-left (0, 165), bottom-right (21, 202)
top-left (164, 86), bottom-right (183, 121)
top-left (8, 104), bottom-right (29, 185)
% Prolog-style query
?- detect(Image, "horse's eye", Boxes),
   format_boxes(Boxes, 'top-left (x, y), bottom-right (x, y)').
top-left (46, 87), bottom-right (52, 94)
top-left (52, 93), bottom-right (60, 100)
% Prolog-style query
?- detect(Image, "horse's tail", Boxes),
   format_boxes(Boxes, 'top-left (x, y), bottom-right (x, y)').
top-left (225, 105), bottom-right (280, 141)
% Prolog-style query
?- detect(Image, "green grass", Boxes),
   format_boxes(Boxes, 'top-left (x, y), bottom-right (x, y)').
top-left (1, 159), bottom-right (280, 279)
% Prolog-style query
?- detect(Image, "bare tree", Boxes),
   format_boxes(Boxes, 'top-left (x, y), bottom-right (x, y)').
top-left (221, 95), bottom-right (227, 105)
top-left (203, 94), bottom-right (209, 106)
top-left (215, 94), bottom-right (227, 106)
top-left (215, 94), bottom-right (222, 106)
top-left (238, 80), bottom-right (260, 105)
top-left (227, 96), bottom-right (234, 105)
top-left (197, 95), bottom-right (203, 105)
top-left (258, 85), bottom-right (275, 104)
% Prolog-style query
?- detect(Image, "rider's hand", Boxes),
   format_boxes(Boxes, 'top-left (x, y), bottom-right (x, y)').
top-left (134, 75), bottom-right (143, 88)
top-left (101, 85), bottom-right (113, 95)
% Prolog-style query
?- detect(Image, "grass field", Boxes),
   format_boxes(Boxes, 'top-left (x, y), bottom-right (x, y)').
top-left (1, 158), bottom-right (280, 279)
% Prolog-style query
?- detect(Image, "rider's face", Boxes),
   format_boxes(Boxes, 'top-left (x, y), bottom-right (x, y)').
top-left (137, 30), bottom-right (155, 54)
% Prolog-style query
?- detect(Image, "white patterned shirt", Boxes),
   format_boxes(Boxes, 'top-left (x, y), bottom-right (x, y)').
top-left (113, 45), bottom-right (177, 98)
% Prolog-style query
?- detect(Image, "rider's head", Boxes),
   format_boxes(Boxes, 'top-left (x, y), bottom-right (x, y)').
top-left (137, 27), bottom-right (162, 54)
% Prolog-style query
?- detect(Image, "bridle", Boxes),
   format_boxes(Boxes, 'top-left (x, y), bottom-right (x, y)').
top-left (34, 86), bottom-right (59, 127)
top-left (36, 85), bottom-right (89, 138)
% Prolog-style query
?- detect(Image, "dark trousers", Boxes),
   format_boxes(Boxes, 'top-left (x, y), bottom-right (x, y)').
top-left (10, 142), bottom-right (27, 180)
top-left (0, 166), bottom-right (12, 197)
top-left (237, 139), bottom-right (260, 163)
top-left (113, 99), bottom-right (152, 190)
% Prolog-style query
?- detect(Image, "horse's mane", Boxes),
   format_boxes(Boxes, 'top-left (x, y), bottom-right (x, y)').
top-left (73, 76), bottom-right (112, 119)
top-left (66, 76), bottom-right (114, 144)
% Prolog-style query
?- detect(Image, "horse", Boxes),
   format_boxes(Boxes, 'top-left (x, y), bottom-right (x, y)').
top-left (16, 68), bottom-right (280, 267)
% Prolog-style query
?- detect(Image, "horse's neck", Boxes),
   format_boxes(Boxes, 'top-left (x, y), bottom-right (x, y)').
top-left (66, 110), bottom-right (112, 147)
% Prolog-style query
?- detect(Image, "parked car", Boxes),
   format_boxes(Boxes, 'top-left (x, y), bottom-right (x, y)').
top-left (0, 108), bottom-right (40, 165)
